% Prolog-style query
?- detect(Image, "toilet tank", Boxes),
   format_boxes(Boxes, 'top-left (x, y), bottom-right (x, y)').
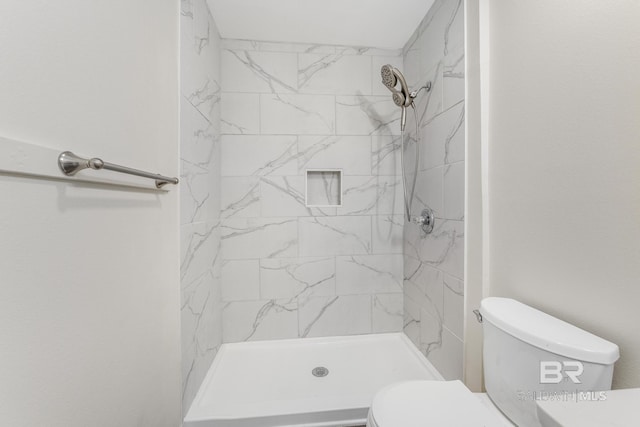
top-left (480, 298), bottom-right (619, 427)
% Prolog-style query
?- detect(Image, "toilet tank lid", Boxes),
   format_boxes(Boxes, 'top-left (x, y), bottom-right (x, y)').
top-left (480, 298), bottom-right (619, 365)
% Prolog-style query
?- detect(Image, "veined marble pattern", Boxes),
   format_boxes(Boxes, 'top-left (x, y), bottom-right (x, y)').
top-left (402, 0), bottom-right (465, 381)
top-left (260, 257), bottom-right (335, 303)
top-left (221, 217), bottom-right (298, 259)
top-left (338, 175), bottom-right (402, 216)
top-left (336, 95), bottom-right (401, 136)
top-left (306, 171), bottom-right (341, 207)
top-left (372, 135), bottom-right (402, 176)
top-left (336, 255), bottom-right (403, 295)
top-left (180, 0), bottom-right (223, 414)
top-left (298, 53), bottom-right (372, 95)
top-left (299, 216), bottom-right (372, 257)
top-left (220, 37), bottom-right (406, 344)
top-left (298, 295), bottom-right (372, 338)
top-left (221, 135), bottom-right (298, 177)
top-left (261, 176), bottom-right (336, 216)
top-left (298, 135), bottom-right (372, 175)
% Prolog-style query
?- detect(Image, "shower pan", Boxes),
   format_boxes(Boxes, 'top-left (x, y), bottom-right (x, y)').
top-left (183, 334), bottom-right (442, 427)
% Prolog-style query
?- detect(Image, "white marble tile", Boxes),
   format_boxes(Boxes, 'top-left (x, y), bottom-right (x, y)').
top-left (404, 296), bottom-right (422, 349)
top-left (336, 255), bottom-right (403, 295)
top-left (298, 135), bottom-right (372, 176)
top-left (402, 44), bottom-right (422, 92)
top-left (336, 95), bottom-right (401, 136)
top-left (414, 167), bottom-right (444, 219)
top-left (407, 219), bottom-right (464, 280)
top-left (405, 0), bottom-right (463, 79)
top-left (438, 220), bottom-right (464, 280)
top-left (221, 259), bottom-right (260, 302)
top-left (181, 221), bottom-right (220, 288)
top-left (338, 176), bottom-right (402, 216)
top-left (180, 4), bottom-right (221, 121)
top-left (306, 171), bottom-right (341, 207)
top-left (221, 92), bottom-right (260, 134)
top-left (180, 0), bottom-right (195, 37)
top-left (401, 0), bottom-right (465, 379)
top-left (299, 216), bottom-right (372, 256)
top-left (443, 46), bottom-right (464, 111)
top-left (403, 219), bottom-right (421, 260)
top-left (298, 53), bottom-right (372, 95)
top-left (260, 257), bottom-right (335, 303)
top-left (220, 135), bottom-right (298, 176)
top-left (371, 56), bottom-right (404, 96)
top-left (372, 215), bottom-right (403, 254)
top-left (443, 274), bottom-right (464, 339)
top-left (180, 0), bottom-right (222, 413)
top-left (181, 97), bottom-right (217, 168)
top-left (180, 267), bottom-right (220, 412)
top-left (181, 157), bottom-right (218, 226)
top-left (443, 161), bottom-right (464, 220)
top-left (298, 295), bottom-right (372, 338)
top-left (222, 39), bottom-right (336, 54)
top-left (261, 176), bottom-right (336, 217)
top-left (417, 15), bottom-right (447, 80)
top-left (221, 217), bottom-right (298, 260)
top-left (220, 177), bottom-right (261, 219)
top-left (428, 327), bottom-right (463, 380)
top-left (413, 62), bottom-right (443, 126)
top-left (371, 135), bottom-right (402, 176)
top-left (420, 301), bottom-right (444, 357)
top-left (181, 100), bottom-right (219, 225)
top-left (444, 0), bottom-right (465, 55)
top-left (404, 256), bottom-right (444, 316)
top-left (261, 94), bottom-right (335, 135)
top-left (445, 102), bottom-right (465, 164)
top-left (335, 46), bottom-right (402, 57)
top-left (418, 101), bottom-right (464, 170)
top-left (373, 293), bottom-right (404, 333)
top-left (222, 299), bottom-right (298, 342)
top-left (221, 49), bottom-right (297, 93)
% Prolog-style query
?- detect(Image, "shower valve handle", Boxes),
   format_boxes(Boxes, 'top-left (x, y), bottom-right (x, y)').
top-left (411, 208), bottom-right (435, 234)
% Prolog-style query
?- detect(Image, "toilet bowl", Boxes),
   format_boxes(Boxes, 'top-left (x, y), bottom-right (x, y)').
top-left (366, 380), bottom-right (513, 426)
top-left (367, 297), bottom-right (619, 427)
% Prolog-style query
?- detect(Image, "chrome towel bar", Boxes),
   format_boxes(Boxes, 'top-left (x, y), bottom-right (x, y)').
top-left (58, 151), bottom-right (179, 189)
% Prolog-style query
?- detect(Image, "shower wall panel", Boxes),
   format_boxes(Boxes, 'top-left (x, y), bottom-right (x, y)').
top-left (180, 0), bottom-right (223, 414)
top-left (402, 0), bottom-right (466, 380)
top-left (220, 40), bottom-right (405, 342)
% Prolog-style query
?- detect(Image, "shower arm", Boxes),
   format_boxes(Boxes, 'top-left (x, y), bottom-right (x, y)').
top-left (409, 82), bottom-right (433, 100)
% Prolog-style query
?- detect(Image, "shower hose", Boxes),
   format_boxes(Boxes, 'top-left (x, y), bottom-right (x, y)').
top-left (400, 105), bottom-right (420, 222)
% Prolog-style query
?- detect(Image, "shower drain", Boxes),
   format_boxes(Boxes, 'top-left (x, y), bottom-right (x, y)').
top-left (312, 366), bottom-right (329, 377)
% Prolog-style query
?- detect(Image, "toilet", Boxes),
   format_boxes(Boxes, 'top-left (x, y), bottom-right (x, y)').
top-left (367, 297), bottom-right (620, 427)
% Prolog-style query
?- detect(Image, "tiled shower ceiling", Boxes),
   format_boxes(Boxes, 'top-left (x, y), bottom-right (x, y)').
top-left (207, 0), bottom-right (436, 49)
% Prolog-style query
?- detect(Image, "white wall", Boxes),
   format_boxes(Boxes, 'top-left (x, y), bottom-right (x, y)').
top-left (486, 0), bottom-right (640, 388)
top-left (219, 40), bottom-right (405, 341)
top-left (0, 1), bottom-right (181, 426)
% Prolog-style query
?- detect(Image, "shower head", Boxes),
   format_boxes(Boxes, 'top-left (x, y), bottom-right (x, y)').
top-left (380, 64), bottom-right (411, 108)
top-left (381, 64), bottom-right (397, 90)
top-left (381, 64), bottom-right (412, 130)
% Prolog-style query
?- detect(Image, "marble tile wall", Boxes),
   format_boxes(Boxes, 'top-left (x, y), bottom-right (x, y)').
top-left (401, 0), bottom-right (466, 380)
top-left (220, 39), bottom-right (406, 342)
top-left (180, 0), bottom-right (223, 414)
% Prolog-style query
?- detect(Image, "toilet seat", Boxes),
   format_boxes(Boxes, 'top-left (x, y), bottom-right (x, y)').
top-left (368, 380), bottom-right (506, 427)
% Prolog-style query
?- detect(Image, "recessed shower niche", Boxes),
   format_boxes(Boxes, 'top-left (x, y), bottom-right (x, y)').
top-left (305, 169), bottom-right (342, 207)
